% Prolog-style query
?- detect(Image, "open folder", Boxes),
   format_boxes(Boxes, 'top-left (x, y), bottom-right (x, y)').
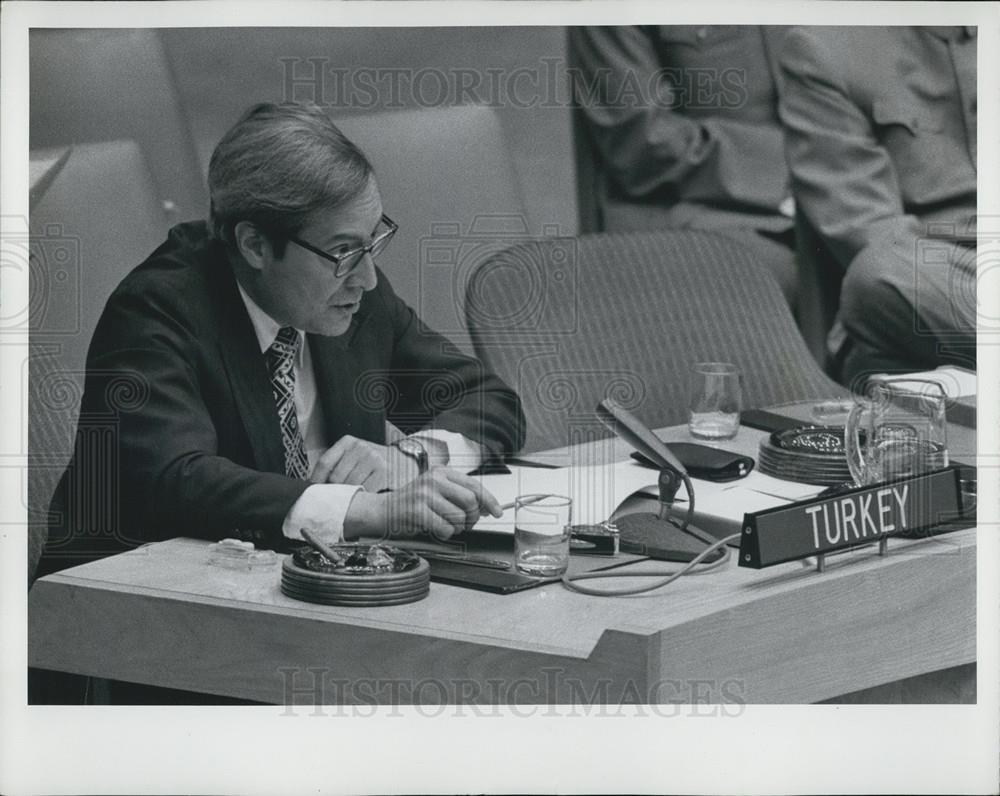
top-left (470, 461), bottom-right (825, 537)
top-left (470, 461), bottom-right (655, 533)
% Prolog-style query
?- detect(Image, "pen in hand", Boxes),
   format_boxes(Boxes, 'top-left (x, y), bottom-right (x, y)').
top-left (499, 493), bottom-right (553, 513)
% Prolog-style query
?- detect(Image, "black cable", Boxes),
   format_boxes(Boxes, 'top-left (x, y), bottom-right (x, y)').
top-left (561, 474), bottom-right (741, 596)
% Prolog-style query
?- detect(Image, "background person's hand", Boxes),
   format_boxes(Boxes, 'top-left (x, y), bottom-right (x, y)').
top-left (310, 435), bottom-right (419, 492)
top-left (343, 467), bottom-right (502, 541)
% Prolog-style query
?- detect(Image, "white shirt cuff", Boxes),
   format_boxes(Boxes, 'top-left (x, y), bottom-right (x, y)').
top-left (282, 483), bottom-right (363, 543)
top-left (409, 429), bottom-right (484, 472)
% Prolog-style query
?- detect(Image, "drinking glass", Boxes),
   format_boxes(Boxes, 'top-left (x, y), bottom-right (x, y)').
top-left (514, 494), bottom-right (572, 577)
top-left (688, 362), bottom-right (741, 440)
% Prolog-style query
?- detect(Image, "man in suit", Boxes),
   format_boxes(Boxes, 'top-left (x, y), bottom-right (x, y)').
top-left (779, 26), bottom-right (976, 384)
top-left (569, 25), bottom-right (799, 304)
top-left (36, 101), bottom-right (525, 578)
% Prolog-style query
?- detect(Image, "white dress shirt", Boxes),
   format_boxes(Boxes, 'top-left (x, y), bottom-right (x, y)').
top-left (236, 284), bottom-right (483, 542)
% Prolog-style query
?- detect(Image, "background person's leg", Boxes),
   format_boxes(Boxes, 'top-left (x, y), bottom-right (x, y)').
top-left (838, 242), bottom-right (976, 384)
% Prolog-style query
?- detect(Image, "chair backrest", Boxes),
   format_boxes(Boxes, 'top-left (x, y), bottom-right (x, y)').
top-left (332, 105), bottom-right (526, 354)
top-left (29, 29), bottom-right (207, 222)
top-left (28, 140), bottom-right (172, 577)
top-left (466, 230), bottom-right (847, 453)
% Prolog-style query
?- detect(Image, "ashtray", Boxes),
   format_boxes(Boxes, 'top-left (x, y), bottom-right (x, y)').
top-left (770, 426), bottom-right (847, 456)
top-left (290, 543), bottom-right (423, 575)
top-left (758, 426), bottom-right (853, 486)
top-left (282, 543), bottom-right (430, 606)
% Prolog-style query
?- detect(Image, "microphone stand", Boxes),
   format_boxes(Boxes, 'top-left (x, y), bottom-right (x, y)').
top-left (655, 467), bottom-right (683, 522)
top-left (596, 398), bottom-right (726, 562)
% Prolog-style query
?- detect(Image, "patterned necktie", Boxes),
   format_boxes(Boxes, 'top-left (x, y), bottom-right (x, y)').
top-left (265, 326), bottom-right (310, 479)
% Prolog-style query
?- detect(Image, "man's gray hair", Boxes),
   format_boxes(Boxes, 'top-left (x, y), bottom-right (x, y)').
top-left (208, 102), bottom-right (375, 256)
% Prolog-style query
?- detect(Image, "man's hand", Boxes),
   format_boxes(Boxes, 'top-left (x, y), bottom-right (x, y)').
top-left (310, 435), bottom-right (419, 492)
top-left (343, 467), bottom-right (503, 542)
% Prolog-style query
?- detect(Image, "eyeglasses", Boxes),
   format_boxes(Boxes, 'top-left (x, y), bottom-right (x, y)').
top-left (286, 214), bottom-right (398, 278)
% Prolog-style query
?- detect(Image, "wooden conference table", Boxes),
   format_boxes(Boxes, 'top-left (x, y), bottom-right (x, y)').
top-left (28, 403), bottom-right (978, 705)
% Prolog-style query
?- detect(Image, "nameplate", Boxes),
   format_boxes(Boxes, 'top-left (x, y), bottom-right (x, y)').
top-left (738, 467), bottom-right (963, 569)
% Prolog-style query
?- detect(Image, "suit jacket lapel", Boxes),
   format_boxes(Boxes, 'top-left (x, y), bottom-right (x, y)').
top-left (213, 262), bottom-right (287, 474)
top-left (309, 312), bottom-right (386, 445)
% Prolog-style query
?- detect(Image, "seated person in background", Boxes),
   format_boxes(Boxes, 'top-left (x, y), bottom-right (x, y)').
top-left (569, 25), bottom-right (799, 304)
top-left (36, 101), bottom-right (524, 578)
top-left (779, 26), bottom-right (977, 385)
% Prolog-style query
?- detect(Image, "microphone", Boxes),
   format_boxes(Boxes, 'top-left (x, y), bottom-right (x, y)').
top-left (596, 398), bottom-right (725, 562)
top-left (595, 399), bottom-right (688, 477)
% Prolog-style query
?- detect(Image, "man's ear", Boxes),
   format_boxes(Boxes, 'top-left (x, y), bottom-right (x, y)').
top-left (233, 221), bottom-right (273, 272)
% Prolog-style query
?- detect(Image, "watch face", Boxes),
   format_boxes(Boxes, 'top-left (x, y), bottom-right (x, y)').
top-left (397, 439), bottom-right (422, 457)
top-left (396, 439), bottom-right (428, 470)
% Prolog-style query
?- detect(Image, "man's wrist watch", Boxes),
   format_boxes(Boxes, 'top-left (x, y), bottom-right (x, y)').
top-left (394, 438), bottom-right (429, 474)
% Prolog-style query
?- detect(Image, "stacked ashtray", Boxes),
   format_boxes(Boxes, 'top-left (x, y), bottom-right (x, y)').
top-left (757, 426), bottom-right (853, 486)
top-left (281, 543), bottom-right (430, 607)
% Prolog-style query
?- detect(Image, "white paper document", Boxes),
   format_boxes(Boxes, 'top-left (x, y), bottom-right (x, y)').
top-left (871, 365), bottom-right (976, 399)
top-left (650, 469), bottom-right (825, 538)
top-left (471, 461), bottom-right (661, 533)
top-left (470, 461), bottom-right (825, 535)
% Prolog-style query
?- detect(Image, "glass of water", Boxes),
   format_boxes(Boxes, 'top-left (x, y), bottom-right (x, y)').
top-left (688, 362), bottom-right (741, 440)
top-left (514, 494), bottom-right (572, 577)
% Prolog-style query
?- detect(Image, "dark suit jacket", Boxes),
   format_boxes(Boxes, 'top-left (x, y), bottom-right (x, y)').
top-left (570, 25), bottom-right (794, 234)
top-left (779, 26), bottom-right (976, 268)
top-left (37, 222), bottom-right (524, 576)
